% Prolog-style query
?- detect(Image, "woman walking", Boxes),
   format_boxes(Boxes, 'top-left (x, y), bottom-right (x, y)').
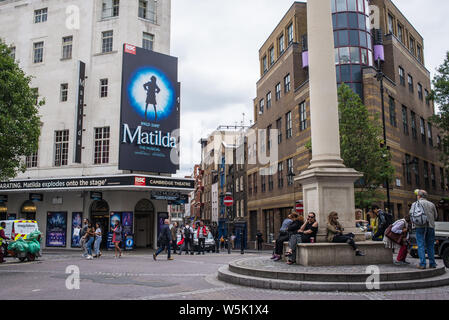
top-left (111, 220), bottom-right (123, 259)
top-left (85, 223), bottom-right (96, 260)
top-left (327, 211), bottom-right (365, 256)
top-left (93, 223), bottom-right (102, 258)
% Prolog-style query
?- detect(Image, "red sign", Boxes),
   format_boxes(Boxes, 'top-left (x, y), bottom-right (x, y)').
top-left (124, 43), bottom-right (136, 55)
top-left (134, 177), bottom-right (146, 186)
top-left (224, 196), bottom-right (233, 207)
top-left (295, 201), bottom-right (304, 214)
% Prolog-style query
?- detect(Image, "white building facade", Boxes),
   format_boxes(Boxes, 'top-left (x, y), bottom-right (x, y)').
top-left (0, 0), bottom-right (193, 249)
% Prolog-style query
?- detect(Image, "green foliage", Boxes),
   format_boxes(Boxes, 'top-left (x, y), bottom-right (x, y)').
top-left (338, 84), bottom-right (395, 209)
top-left (429, 51), bottom-right (449, 169)
top-left (0, 40), bottom-right (42, 180)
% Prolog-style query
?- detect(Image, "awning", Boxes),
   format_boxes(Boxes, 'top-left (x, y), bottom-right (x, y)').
top-left (0, 174), bottom-right (194, 194)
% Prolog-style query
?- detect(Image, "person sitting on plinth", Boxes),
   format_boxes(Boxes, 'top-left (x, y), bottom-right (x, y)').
top-left (327, 211), bottom-right (365, 257)
top-left (285, 212), bottom-right (318, 265)
top-left (272, 213), bottom-right (303, 261)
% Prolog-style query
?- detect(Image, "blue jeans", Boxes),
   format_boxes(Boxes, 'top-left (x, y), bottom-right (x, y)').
top-left (86, 237), bottom-right (95, 256)
top-left (94, 236), bottom-right (102, 256)
top-left (415, 227), bottom-right (436, 267)
top-left (155, 241), bottom-right (171, 259)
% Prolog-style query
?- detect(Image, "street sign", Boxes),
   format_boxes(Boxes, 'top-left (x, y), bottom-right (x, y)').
top-left (295, 201), bottom-right (304, 214)
top-left (224, 196), bottom-right (234, 207)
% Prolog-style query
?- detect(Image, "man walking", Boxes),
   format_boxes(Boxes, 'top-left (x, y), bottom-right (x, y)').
top-left (153, 219), bottom-right (173, 261)
top-left (256, 231), bottom-right (264, 251)
top-left (170, 221), bottom-right (178, 254)
top-left (80, 218), bottom-right (89, 257)
top-left (410, 190), bottom-right (438, 269)
top-left (196, 221), bottom-right (207, 255)
top-left (0, 222), bottom-right (10, 263)
top-left (179, 223), bottom-right (194, 255)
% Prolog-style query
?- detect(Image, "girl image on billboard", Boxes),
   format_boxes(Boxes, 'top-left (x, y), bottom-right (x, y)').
top-left (144, 76), bottom-right (161, 121)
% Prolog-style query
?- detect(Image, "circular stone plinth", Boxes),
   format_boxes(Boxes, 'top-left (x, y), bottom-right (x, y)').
top-left (217, 257), bottom-right (449, 292)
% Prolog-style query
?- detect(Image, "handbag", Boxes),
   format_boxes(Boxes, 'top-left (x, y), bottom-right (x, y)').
top-left (384, 225), bottom-right (405, 245)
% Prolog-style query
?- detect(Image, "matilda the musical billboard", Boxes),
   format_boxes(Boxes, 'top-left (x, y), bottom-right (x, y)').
top-left (119, 44), bottom-right (180, 173)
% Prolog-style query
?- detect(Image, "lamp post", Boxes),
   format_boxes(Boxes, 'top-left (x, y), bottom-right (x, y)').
top-left (287, 171), bottom-right (296, 210)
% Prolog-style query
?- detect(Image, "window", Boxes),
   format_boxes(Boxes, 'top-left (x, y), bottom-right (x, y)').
top-left (278, 162), bottom-right (284, 188)
top-left (287, 23), bottom-right (294, 44)
top-left (268, 168), bottom-right (274, 191)
top-left (408, 74), bottom-right (414, 93)
top-left (262, 55), bottom-right (267, 73)
top-left (33, 42), bottom-right (44, 63)
top-left (389, 96), bottom-right (397, 127)
top-left (102, 0), bottom-right (120, 18)
top-left (300, 101), bottom-right (307, 131)
top-left (413, 157), bottom-right (419, 186)
top-left (253, 173), bottom-right (258, 194)
top-left (102, 31), bottom-right (113, 53)
top-left (248, 175), bottom-right (252, 196)
top-left (423, 161), bottom-right (429, 189)
top-left (62, 36), bottom-right (73, 60)
top-left (259, 99), bottom-right (264, 114)
top-left (275, 83), bottom-right (281, 101)
top-left (417, 45), bottom-right (422, 63)
top-left (269, 47), bottom-right (275, 66)
top-left (420, 117), bottom-right (426, 144)
top-left (428, 122), bottom-right (433, 146)
top-left (405, 154), bottom-right (412, 185)
top-left (437, 135), bottom-right (442, 150)
top-left (34, 8), bottom-right (48, 23)
top-left (276, 118), bottom-right (282, 144)
top-left (388, 14), bottom-right (394, 34)
top-left (287, 158), bottom-right (294, 186)
top-left (409, 37), bottom-right (416, 56)
top-left (441, 168), bottom-right (445, 190)
top-left (278, 34), bottom-right (285, 54)
top-left (267, 125), bottom-right (272, 151)
top-left (60, 83), bottom-right (68, 102)
top-left (398, 66), bottom-right (405, 86)
top-left (266, 92), bottom-right (272, 109)
top-left (402, 106), bottom-right (408, 135)
top-left (54, 130), bottom-right (69, 167)
top-left (425, 89), bottom-right (430, 106)
top-left (286, 111), bottom-right (292, 139)
top-left (26, 151), bottom-right (38, 168)
top-left (100, 79), bottom-right (108, 98)
top-left (418, 83), bottom-right (423, 100)
top-left (411, 111), bottom-right (417, 139)
top-left (284, 74), bottom-right (291, 93)
top-left (431, 164), bottom-right (436, 189)
top-left (142, 32), bottom-right (154, 51)
top-left (397, 24), bottom-right (404, 43)
top-left (139, 0), bottom-right (157, 23)
top-left (261, 175), bottom-right (266, 193)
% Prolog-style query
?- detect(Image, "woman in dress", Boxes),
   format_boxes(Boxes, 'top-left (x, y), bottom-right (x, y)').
top-left (111, 220), bottom-right (122, 259)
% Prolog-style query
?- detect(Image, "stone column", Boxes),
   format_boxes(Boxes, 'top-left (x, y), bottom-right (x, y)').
top-left (296, 0), bottom-right (364, 241)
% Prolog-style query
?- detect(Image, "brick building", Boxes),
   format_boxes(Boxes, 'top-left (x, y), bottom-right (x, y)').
top-left (247, 0), bottom-right (448, 244)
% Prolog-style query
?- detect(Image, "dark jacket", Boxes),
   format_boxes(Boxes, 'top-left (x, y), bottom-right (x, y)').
top-left (287, 220), bottom-right (303, 236)
top-left (158, 224), bottom-right (172, 243)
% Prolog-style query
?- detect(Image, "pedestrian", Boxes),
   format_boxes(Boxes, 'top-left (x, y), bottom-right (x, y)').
top-left (410, 190), bottom-right (438, 269)
top-left (196, 221), bottom-right (208, 255)
top-left (256, 231), bottom-right (264, 250)
top-left (93, 222), bottom-right (102, 258)
top-left (384, 215), bottom-right (411, 265)
top-left (271, 213), bottom-right (304, 261)
top-left (153, 219), bottom-right (173, 261)
top-left (285, 212), bottom-right (317, 265)
top-left (111, 220), bottom-right (122, 259)
top-left (179, 223), bottom-right (193, 255)
top-left (327, 211), bottom-right (365, 257)
top-left (80, 218), bottom-right (89, 257)
top-left (211, 223), bottom-right (220, 253)
top-left (84, 223), bottom-right (96, 260)
top-left (230, 233), bottom-right (236, 250)
top-left (371, 205), bottom-right (392, 241)
top-left (0, 222), bottom-right (11, 263)
top-left (170, 221), bottom-right (178, 254)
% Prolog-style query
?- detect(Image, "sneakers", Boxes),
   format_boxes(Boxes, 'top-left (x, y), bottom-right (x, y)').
top-left (429, 265), bottom-right (437, 269)
top-left (417, 265), bottom-right (426, 270)
top-left (167, 257), bottom-right (174, 260)
top-left (86, 255), bottom-right (93, 260)
top-left (273, 255), bottom-right (282, 262)
top-left (153, 253), bottom-right (157, 261)
top-left (355, 250), bottom-right (365, 257)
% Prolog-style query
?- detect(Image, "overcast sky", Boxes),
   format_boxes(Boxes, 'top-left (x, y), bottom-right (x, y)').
top-left (170, 0), bottom-right (449, 177)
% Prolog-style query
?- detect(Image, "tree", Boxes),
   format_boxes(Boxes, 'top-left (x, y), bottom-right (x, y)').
top-left (338, 84), bottom-right (395, 209)
top-left (0, 40), bottom-right (42, 180)
top-left (429, 51), bottom-right (449, 169)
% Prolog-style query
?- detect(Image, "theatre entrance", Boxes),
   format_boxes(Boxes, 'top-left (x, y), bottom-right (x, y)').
top-left (134, 199), bottom-right (155, 248)
top-left (90, 200), bottom-right (110, 249)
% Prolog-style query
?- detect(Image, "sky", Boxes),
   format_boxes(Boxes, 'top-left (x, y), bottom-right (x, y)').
top-left (170, 0), bottom-right (449, 178)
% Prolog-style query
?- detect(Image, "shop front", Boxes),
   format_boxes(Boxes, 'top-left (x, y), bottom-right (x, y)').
top-left (0, 174), bottom-right (194, 250)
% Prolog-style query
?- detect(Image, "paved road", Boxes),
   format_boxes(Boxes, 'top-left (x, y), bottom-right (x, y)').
top-left (0, 250), bottom-right (448, 300)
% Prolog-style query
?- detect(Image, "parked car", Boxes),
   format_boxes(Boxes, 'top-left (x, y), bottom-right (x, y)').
top-left (410, 222), bottom-right (449, 268)
top-left (193, 229), bottom-right (216, 252)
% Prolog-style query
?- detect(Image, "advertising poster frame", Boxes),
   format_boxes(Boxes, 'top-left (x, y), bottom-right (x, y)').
top-left (46, 211), bottom-right (68, 247)
top-left (71, 212), bottom-right (83, 248)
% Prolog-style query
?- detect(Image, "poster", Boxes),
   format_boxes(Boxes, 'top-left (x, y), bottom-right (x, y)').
top-left (157, 212), bottom-right (169, 240)
top-left (119, 43), bottom-right (180, 173)
top-left (110, 212), bottom-right (121, 230)
top-left (71, 212), bottom-right (83, 248)
top-left (122, 212), bottom-right (133, 235)
top-left (46, 212), bottom-right (67, 247)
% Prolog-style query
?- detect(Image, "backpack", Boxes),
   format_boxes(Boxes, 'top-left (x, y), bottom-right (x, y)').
top-left (384, 212), bottom-right (394, 227)
top-left (410, 200), bottom-right (428, 226)
top-left (184, 227), bottom-right (191, 239)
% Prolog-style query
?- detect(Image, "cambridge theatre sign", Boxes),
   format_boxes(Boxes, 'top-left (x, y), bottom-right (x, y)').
top-left (0, 175), bottom-right (194, 192)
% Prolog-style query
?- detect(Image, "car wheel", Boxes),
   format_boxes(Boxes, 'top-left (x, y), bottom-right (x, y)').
top-left (27, 253), bottom-right (36, 262)
top-left (19, 257), bottom-right (26, 262)
top-left (410, 249), bottom-right (419, 259)
top-left (442, 248), bottom-right (449, 268)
